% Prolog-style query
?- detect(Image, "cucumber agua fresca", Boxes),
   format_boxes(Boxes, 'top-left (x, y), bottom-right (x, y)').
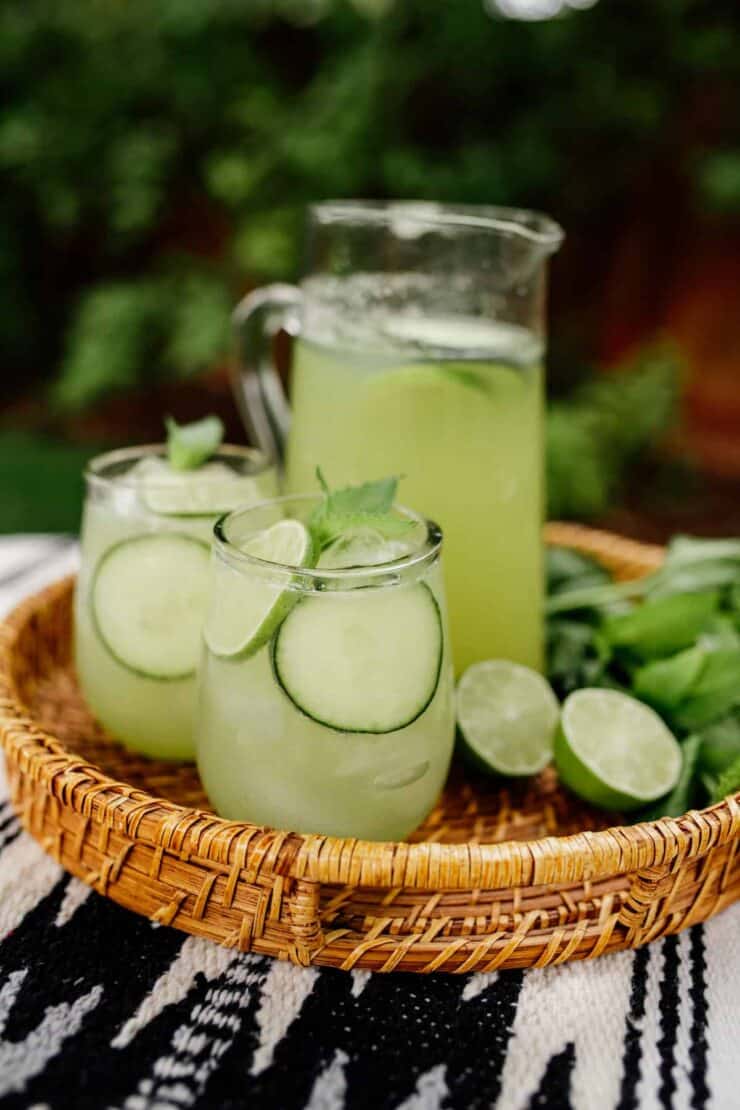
top-left (75, 428), bottom-right (277, 761)
top-left (204, 517), bottom-right (443, 733)
top-left (196, 479), bottom-right (456, 841)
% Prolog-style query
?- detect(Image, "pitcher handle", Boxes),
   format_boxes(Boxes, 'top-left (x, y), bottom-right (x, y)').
top-left (231, 284), bottom-right (302, 463)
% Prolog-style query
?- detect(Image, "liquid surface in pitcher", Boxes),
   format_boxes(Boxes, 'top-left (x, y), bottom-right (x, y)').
top-left (285, 289), bottom-right (544, 675)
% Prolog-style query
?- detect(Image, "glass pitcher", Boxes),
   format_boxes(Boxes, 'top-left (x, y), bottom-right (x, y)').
top-left (232, 201), bottom-right (563, 674)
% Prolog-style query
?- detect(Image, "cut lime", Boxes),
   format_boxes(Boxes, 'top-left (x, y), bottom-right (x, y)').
top-left (204, 519), bottom-right (315, 660)
top-left (555, 688), bottom-right (682, 812)
top-left (368, 364), bottom-right (494, 395)
top-left (456, 660), bottom-right (559, 777)
top-left (134, 456), bottom-right (263, 516)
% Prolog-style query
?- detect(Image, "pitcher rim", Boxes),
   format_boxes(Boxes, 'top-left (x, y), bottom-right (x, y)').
top-left (310, 199), bottom-right (564, 250)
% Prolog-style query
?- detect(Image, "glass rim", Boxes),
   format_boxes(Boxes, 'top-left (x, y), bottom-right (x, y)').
top-left (84, 443), bottom-right (275, 492)
top-left (310, 199), bottom-right (564, 250)
top-left (214, 493), bottom-right (443, 585)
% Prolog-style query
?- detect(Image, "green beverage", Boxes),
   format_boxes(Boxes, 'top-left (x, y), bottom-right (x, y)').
top-left (75, 444), bottom-right (277, 760)
top-left (285, 315), bottom-right (544, 674)
top-left (233, 203), bottom-right (563, 678)
top-left (196, 489), bottom-right (455, 840)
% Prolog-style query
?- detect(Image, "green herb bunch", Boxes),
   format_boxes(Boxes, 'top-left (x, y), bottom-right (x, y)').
top-left (546, 344), bottom-right (679, 519)
top-left (546, 537), bottom-right (740, 818)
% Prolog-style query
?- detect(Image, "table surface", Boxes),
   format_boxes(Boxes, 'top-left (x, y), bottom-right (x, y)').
top-left (0, 535), bottom-right (737, 1110)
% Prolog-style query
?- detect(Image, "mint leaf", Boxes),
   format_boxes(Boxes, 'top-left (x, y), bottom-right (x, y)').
top-left (315, 466), bottom-right (331, 497)
top-left (324, 474), bottom-right (399, 517)
top-left (697, 711), bottom-right (740, 776)
top-left (309, 471), bottom-right (411, 550)
top-left (546, 546), bottom-right (611, 598)
top-left (640, 734), bottom-right (702, 820)
top-left (318, 510), bottom-right (414, 547)
top-left (633, 645), bottom-right (707, 712)
top-left (673, 648), bottom-right (740, 730)
top-left (603, 590), bottom-right (720, 660)
top-left (546, 530), bottom-right (740, 616)
top-left (166, 414), bottom-right (224, 470)
top-left (710, 752), bottom-right (740, 803)
top-left (664, 535), bottom-right (740, 568)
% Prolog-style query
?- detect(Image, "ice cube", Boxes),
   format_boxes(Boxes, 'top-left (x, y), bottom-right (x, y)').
top-left (318, 526), bottom-right (418, 570)
top-left (130, 456), bottom-right (260, 515)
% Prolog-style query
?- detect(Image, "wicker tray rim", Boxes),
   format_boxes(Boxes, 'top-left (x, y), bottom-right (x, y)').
top-left (1, 522), bottom-right (738, 894)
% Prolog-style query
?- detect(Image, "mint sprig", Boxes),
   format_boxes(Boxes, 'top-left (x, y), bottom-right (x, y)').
top-left (309, 468), bottom-right (413, 550)
top-left (166, 414), bottom-right (224, 470)
top-left (546, 533), bottom-right (740, 615)
top-left (709, 753), bottom-right (740, 803)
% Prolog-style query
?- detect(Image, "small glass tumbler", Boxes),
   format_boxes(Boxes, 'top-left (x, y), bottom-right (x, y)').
top-left (196, 495), bottom-right (456, 841)
top-left (75, 444), bottom-right (277, 760)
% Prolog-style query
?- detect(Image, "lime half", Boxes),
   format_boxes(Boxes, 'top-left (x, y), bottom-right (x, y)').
top-left (456, 660), bottom-right (560, 777)
top-left (555, 688), bottom-right (682, 811)
top-left (204, 519), bottom-right (315, 660)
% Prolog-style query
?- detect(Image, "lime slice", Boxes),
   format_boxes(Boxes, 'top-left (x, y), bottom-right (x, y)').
top-left (555, 688), bottom-right (682, 811)
top-left (456, 660), bottom-right (559, 776)
top-left (134, 456), bottom-right (263, 516)
top-left (365, 363), bottom-right (501, 400)
top-left (204, 519), bottom-right (315, 659)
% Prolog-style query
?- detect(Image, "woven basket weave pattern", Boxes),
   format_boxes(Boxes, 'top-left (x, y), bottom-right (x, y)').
top-left (1, 524), bottom-right (738, 973)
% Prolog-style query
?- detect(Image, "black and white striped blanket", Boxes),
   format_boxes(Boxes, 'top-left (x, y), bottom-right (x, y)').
top-left (0, 536), bottom-right (737, 1110)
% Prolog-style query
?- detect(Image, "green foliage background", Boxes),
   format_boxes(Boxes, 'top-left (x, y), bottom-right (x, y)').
top-left (2, 0), bottom-right (739, 411)
top-left (0, 0), bottom-right (738, 531)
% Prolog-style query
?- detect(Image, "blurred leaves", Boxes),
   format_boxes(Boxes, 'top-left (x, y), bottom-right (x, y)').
top-left (1, 0), bottom-right (739, 404)
top-left (546, 344), bottom-right (680, 519)
top-left (0, 431), bottom-right (97, 533)
top-left (697, 150), bottom-right (740, 213)
top-left (107, 129), bottom-right (177, 238)
top-left (233, 208), bottom-right (303, 279)
top-left (53, 267), bottom-right (231, 410)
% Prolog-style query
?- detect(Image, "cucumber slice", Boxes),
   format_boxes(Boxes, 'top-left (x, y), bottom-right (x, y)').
top-left (204, 520), bottom-right (315, 660)
top-left (134, 456), bottom-right (263, 517)
top-left (91, 533), bottom-right (210, 680)
top-left (272, 582), bottom-right (443, 734)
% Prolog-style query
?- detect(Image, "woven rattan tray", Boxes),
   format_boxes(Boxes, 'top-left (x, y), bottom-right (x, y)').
top-left (1, 524), bottom-right (738, 973)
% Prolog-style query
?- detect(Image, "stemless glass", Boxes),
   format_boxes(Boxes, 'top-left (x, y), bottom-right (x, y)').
top-left (232, 201), bottom-right (564, 675)
top-left (75, 445), bottom-right (277, 760)
top-left (196, 495), bottom-right (455, 841)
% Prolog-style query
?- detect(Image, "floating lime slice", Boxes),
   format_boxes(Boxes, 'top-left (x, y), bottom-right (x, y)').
top-left (555, 688), bottom-right (682, 811)
top-left (456, 660), bottom-right (559, 777)
top-left (370, 364), bottom-right (494, 394)
top-left (204, 519), bottom-right (315, 660)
